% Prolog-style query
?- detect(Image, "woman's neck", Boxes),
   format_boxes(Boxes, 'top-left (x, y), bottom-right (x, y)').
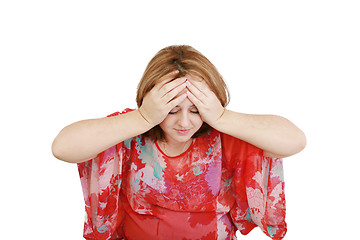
top-left (159, 138), bottom-right (193, 157)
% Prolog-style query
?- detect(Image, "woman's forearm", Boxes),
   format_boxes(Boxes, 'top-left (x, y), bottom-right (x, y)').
top-left (52, 110), bottom-right (152, 163)
top-left (213, 109), bottom-right (306, 158)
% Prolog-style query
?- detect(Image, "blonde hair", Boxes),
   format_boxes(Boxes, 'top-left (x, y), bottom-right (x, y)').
top-left (136, 45), bottom-right (230, 141)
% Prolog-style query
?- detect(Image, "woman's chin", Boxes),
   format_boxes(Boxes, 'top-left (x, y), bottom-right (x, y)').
top-left (167, 132), bottom-right (194, 143)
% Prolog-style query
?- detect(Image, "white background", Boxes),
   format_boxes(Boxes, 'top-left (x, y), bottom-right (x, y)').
top-left (1, 1), bottom-right (359, 239)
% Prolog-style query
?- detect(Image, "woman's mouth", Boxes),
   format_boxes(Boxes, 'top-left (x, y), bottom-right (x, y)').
top-left (176, 129), bottom-right (190, 135)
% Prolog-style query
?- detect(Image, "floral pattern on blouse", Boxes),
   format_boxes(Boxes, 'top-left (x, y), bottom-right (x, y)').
top-left (77, 109), bottom-right (287, 240)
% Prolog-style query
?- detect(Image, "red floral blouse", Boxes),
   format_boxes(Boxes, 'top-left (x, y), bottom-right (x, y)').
top-left (77, 109), bottom-right (287, 240)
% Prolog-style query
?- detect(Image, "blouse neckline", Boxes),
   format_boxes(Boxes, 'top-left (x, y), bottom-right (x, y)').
top-left (155, 139), bottom-right (195, 158)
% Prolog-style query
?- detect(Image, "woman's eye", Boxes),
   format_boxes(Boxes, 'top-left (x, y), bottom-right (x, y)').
top-left (169, 110), bottom-right (198, 114)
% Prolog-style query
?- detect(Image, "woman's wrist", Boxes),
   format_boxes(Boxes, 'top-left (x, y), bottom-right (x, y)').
top-left (210, 109), bottom-right (235, 133)
top-left (133, 109), bottom-right (156, 130)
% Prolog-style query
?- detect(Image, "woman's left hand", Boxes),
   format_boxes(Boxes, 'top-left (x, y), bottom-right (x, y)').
top-left (185, 75), bottom-right (225, 127)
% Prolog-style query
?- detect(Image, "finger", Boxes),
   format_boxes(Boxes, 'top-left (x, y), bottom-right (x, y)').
top-left (188, 79), bottom-right (212, 96)
top-left (155, 70), bottom-right (180, 90)
top-left (186, 88), bottom-right (203, 108)
top-left (159, 76), bottom-right (187, 96)
top-left (186, 80), bottom-right (207, 103)
top-left (152, 71), bottom-right (179, 92)
top-left (187, 73), bottom-right (211, 90)
top-left (188, 73), bottom-right (205, 84)
top-left (162, 81), bottom-right (187, 103)
top-left (167, 92), bottom-right (187, 110)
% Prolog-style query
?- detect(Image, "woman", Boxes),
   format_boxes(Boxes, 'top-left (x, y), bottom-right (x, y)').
top-left (52, 45), bottom-right (306, 240)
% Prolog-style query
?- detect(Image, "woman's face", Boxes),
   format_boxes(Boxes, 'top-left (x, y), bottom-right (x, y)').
top-left (159, 96), bottom-right (203, 144)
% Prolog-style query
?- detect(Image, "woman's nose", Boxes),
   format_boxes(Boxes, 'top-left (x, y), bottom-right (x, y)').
top-left (178, 112), bottom-right (191, 127)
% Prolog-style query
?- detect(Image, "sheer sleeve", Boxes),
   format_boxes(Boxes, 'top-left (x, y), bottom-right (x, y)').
top-left (77, 108), bottom-right (134, 240)
top-left (221, 133), bottom-right (287, 240)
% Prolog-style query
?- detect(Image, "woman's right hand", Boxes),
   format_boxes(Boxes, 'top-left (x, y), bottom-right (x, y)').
top-left (139, 70), bottom-right (188, 126)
